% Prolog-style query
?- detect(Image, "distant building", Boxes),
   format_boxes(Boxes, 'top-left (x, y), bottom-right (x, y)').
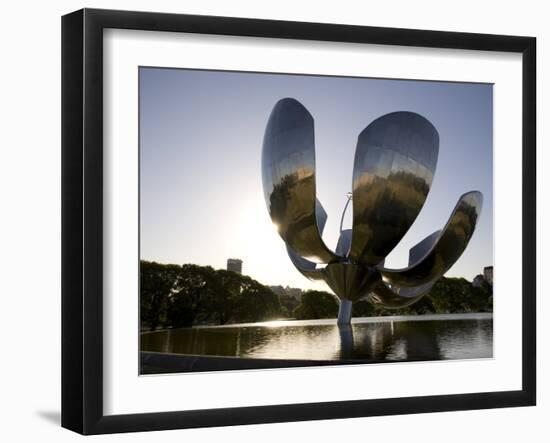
top-left (473, 275), bottom-right (485, 288)
top-left (286, 287), bottom-right (303, 301)
top-left (269, 285), bottom-right (303, 302)
top-left (269, 285), bottom-right (285, 296)
top-left (269, 285), bottom-right (303, 315)
top-left (484, 266), bottom-right (493, 286)
top-left (226, 258), bottom-right (243, 274)
top-left (473, 266), bottom-right (493, 288)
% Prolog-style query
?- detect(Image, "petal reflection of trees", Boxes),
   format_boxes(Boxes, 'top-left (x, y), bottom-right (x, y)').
top-left (352, 171), bottom-right (431, 265)
top-left (379, 195), bottom-right (481, 288)
top-left (268, 171), bottom-right (334, 263)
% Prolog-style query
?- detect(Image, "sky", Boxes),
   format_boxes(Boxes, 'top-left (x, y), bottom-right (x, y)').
top-left (139, 67), bottom-right (493, 291)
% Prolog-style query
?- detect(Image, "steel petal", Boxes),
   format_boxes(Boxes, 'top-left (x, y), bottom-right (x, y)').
top-left (350, 112), bottom-right (439, 265)
top-left (369, 280), bottom-right (434, 309)
top-left (262, 98), bottom-right (339, 263)
top-left (379, 191), bottom-right (483, 288)
top-left (285, 199), bottom-right (331, 281)
top-left (335, 229), bottom-right (352, 257)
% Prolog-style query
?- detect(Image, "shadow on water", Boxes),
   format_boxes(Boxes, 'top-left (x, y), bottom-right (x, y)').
top-left (141, 314), bottom-right (493, 363)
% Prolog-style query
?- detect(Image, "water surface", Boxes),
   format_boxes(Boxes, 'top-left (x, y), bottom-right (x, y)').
top-left (141, 313), bottom-right (492, 362)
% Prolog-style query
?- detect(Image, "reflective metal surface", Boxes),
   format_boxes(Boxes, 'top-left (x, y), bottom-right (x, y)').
top-left (350, 112), bottom-right (439, 265)
top-left (369, 281), bottom-right (433, 309)
top-left (262, 98), bottom-right (339, 264)
top-left (379, 191), bottom-right (482, 288)
top-left (322, 262), bottom-right (380, 302)
top-left (335, 229), bottom-right (352, 257)
top-left (408, 230), bottom-right (441, 267)
top-left (261, 98), bottom-right (483, 323)
top-left (286, 198), bottom-right (330, 281)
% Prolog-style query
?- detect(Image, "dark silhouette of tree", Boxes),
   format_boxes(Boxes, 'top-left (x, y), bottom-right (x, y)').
top-left (167, 264), bottom-right (221, 328)
top-left (140, 261), bottom-right (181, 331)
top-left (140, 261), bottom-right (492, 328)
top-left (140, 261), bottom-right (282, 328)
top-left (231, 276), bottom-right (281, 322)
top-left (293, 290), bottom-right (339, 319)
top-left (352, 299), bottom-right (377, 317)
top-left (279, 293), bottom-right (300, 316)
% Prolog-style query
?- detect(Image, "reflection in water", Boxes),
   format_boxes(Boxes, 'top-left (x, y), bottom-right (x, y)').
top-left (141, 314), bottom-right (493, 362)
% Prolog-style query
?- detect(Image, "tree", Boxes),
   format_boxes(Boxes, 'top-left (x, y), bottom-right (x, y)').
top-left (293, 290), bottom-right (339, 320)
top-left (231, 276), bottom-right (281, 322)
top-left (352, 299), bottom-right (377, 317)
top-left (212, 269), bottom-right (242, 324)
top-left (419, 277), bottom-right (492, 314)
top-left (142, 261), bottom-right (284, 328)
top-left (140, 261), bottom-right (181, 331)
top-left (279, 293), bottom-right (300, 317)
top-left (141, 262), bottom-right (493, 327)
top-left (166, 264), bottom-right (221, 328)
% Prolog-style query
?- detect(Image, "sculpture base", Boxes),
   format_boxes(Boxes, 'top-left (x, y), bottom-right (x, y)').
top-left (337, 299), bottom-right (353, 325)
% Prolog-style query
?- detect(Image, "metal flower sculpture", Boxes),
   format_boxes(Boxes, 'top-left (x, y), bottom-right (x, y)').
top-left (262, 98), bottom-right (482, 325)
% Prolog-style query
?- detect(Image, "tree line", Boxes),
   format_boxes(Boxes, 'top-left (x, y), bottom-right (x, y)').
top-left (140, 261), bottom-right (282, 330)
top-left (140, 261), bottom-right (492, 330)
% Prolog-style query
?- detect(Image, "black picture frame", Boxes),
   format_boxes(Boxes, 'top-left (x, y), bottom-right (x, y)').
top-left (61, 8), bottom-right (536, 435)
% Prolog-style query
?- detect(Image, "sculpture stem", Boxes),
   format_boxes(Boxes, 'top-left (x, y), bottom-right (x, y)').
top-left (337, 299), bottom-right (353, 325)
top-left (338, 323), bottom-right (354, 358)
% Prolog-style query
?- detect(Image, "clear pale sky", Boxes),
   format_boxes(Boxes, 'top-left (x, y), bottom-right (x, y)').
top-left (139, 67), bottom-right (493, 291)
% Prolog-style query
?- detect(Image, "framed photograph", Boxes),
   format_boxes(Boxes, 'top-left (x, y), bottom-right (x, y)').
top-left (61, 8), bottom-right (536, 434)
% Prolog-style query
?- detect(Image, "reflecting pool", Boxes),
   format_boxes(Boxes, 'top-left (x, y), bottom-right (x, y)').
top-left (141, 313), bottom-right (492, 363)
